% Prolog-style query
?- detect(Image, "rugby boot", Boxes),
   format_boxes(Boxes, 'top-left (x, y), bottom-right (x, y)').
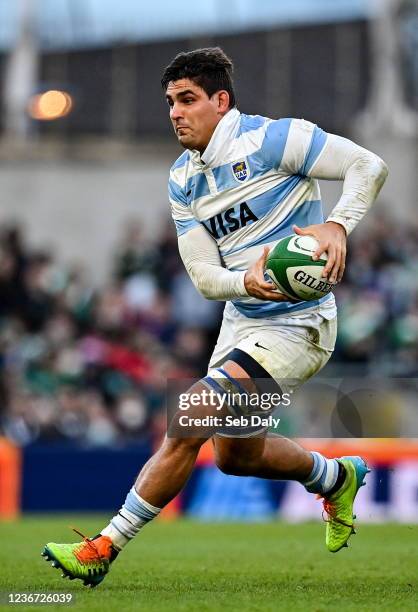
top-left (42, 528), bottom-right (117, 587)
top-left (321, 456), bottom-right (370, 553)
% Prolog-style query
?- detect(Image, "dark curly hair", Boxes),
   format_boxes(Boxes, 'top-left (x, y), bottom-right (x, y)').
top-left (161, 47), bottom-right (236, 108)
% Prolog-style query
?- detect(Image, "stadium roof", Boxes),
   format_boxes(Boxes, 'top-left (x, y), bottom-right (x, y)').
top-left (0, 0), bottom-right (374, 51)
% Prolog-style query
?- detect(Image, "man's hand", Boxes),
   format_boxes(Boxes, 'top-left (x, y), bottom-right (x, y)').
top-left (293, 221), bottom-right (347, 283)
top-left (244, 247), bottom-right (290, 302)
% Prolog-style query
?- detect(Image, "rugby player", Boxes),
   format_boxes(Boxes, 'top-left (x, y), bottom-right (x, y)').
top-left (42, 48), bottom-right (388, 587)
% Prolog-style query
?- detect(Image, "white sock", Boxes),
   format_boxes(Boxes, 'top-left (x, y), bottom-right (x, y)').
top-left (101, 487), bottom-right (161, 550)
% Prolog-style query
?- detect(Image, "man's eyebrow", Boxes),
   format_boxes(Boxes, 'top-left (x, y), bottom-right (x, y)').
top-left (165, 89), bottom-right (197, 100)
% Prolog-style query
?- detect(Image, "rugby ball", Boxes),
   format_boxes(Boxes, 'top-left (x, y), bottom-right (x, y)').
top-left (266, 234), bottom-right (334, 301)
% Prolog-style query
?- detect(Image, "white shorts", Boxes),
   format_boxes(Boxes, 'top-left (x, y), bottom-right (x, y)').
top-left (208, 302), bottom-right (337, 437)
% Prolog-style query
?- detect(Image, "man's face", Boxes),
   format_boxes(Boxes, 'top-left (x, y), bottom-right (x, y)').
top-left (165, 78), bottom-right (227, 152)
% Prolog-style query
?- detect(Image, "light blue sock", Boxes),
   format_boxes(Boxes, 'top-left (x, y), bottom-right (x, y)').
top-left (101, 487), bottom-right (161, 550)
top-left (302, 451), bottom-right (339, 495)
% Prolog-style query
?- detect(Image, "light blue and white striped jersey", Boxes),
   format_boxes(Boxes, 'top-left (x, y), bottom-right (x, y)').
top-left (169, 108), bottom-right (336, 318)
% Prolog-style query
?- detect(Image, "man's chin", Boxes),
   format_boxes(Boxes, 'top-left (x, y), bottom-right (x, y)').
top-left (177, 134), bottom-right (196, 150)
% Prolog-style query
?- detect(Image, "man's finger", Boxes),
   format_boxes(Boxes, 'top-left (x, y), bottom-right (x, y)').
top-left (312, 241), bottom-right (328, 261)
top-left (293, 224), bottom-right (310, 236)
top-left (258, 289), bottom-right (291, 302)
top-left (337, 261), bottom-right (346, 283)
top-left (337, 249), bottom-right (346, 282)
top-left (258, 280), bottom-right (277, 291)
top-left (322, 244), bottom-right (336, 277)
top-left (262, 246), bottom-right (270, 267)
top-left (329, 246), bottom-right (341, 283)
top-left (256, 246), bottom-right (270, 270)
top-left (257, 286), bottom-right (298, 302)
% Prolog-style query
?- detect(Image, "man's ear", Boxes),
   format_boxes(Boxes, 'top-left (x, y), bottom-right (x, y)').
top-left (216, 90), bottom-right (230, 114)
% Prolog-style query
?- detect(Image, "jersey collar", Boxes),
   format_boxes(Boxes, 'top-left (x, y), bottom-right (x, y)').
top-left (190, 108), bottom-right (240, 168)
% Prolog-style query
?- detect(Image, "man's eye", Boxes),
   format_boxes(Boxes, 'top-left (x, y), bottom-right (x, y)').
top-left (184, 98), bottom-right (194, 104)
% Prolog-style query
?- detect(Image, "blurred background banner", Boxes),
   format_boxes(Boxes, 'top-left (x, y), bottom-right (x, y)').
top-left (0, 0), bottom-right (417, 519)
top-left (3, 439), bottom-right (418, 522)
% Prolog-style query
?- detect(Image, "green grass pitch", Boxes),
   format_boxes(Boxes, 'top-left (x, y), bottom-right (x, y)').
top-left (0, 517), bottom-right (417, 611)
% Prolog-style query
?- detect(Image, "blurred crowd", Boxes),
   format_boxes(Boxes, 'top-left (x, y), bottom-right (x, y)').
top-left (334, 215), bottom-right (418, 375)
top-left (1, 213), bottom-right (417, 447)
top-left (0, 220), bottom-right (221, 447)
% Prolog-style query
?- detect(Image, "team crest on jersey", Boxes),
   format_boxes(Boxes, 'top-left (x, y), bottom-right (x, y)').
top-left (232, 159), bottom-right (250, 183)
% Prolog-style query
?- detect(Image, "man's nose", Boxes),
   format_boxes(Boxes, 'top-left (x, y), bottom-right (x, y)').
top-left (170, 103), bottom-right (182, 120)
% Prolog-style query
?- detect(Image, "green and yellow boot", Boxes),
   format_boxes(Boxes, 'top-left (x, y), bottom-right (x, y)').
top-left (322, 456), bottom-right (370, 553)
top-left (42, 529), bottom-right (116, 587)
